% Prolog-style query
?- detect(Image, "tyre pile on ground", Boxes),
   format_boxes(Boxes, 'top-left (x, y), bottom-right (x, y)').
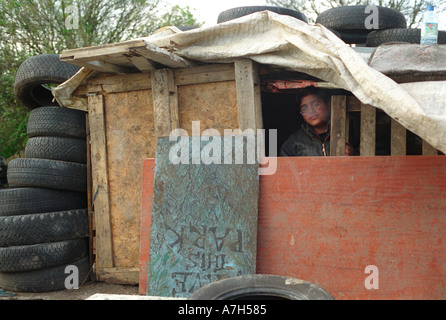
top-left (0, 54), bottom-right (90, 293)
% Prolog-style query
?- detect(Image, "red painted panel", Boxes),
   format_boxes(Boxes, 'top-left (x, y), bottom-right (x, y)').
top-left (257, 156), bottom-right (446, 300)
top-left (139, 159), bottom-right (155, 295)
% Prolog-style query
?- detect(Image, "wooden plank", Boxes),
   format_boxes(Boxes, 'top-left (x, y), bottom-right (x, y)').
top-left (87, 94), bottom-right (113, 269)
top-left (85, 114), bottom-right (95, 279)
top-left (139, 159), bottom-right (156, 295)
top-left (178, 81), bottom-right (239, 135)
top-left (330, 95), bottom-right (347, 156)
top-left (234, 59), bottom-right (262, 131)
top-left (103, 90), bottom-right (156, 272)
top-left (174, 63), bottom-right (235, 86)
top-left (152, 69), bottom-right (178, 137)
top-left (128, 56), bottom-right (156, 72)
top-left (391, 119), bottom-right (407, 156)
top-left (79, 60), bottom-right (136, 74)
top-left (60, 39), bottom-right (148, 62)
top-left (79, 64), bottom-right (236, 96)
top-left (97, 268), bottom-right (139, 285)
top-left (346, 95), bottom-right (361, 112)
top-left (60, 39), bottom-right (192, 73)
top-left (257, 156), bottom-right (446, 300)
top-left (167, 70), bottom-right (179, 131)
top-left (360, 103), bottom-right (376, 156)
top-left (422, 140), bottom-right (438, 155)
top-left (131, 42), bottom-right (192, 69)
top-left (87, 73), bottom-right (152, 94)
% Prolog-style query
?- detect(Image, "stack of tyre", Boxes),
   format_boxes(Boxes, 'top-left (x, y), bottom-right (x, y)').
top-left (315, 5), bottom-right (446, 46)
top-left (0, 54), bottom-right (90, 293)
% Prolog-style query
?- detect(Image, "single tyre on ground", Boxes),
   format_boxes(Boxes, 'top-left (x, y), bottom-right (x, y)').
top-left (188, 274), bottom-right (335, 300)
top-left (0, 256), bottom-right (90, 293)
top-left (316, 5), bottom-right (407, 31)
top-left (0, 187), bottom-right (86, 217)
top-left (6, 158), bottom-right (87, 193)
top-left (217, 6), bottom-right (308, 24)
top-left (0, 239), bottom-right (88, 272)
top-left (27, 106), bottom-right (87, 140)
top-left (14, 54), bottom-right (81, 110)
top-left (366, 28), bottom-right (446, 47)
top-left (0, 209), bottom-right (89, 247)
top-left (25, 136), bottom-right (87, 164)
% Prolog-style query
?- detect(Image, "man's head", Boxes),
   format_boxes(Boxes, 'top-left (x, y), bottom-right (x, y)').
top-left (297, 86), bottom-right (331, 133)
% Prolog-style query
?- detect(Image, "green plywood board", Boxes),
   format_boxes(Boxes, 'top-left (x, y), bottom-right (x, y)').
top-left (147, 135), bottom-right (259, 297)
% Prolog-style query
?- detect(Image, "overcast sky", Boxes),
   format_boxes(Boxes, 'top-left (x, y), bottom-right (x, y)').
top-left (167, 0), bottom-right (269, 26)
top-left (167, 0), bottom-right (445, 28)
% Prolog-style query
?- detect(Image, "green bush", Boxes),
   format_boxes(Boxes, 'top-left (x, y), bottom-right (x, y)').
top-left (0, 62), bottom-right (29, 159)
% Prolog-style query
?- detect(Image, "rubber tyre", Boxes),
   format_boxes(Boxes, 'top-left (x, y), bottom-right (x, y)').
top-left (339, 31), bottom-right (369, 44)
top-left (0, 239), bottom-right (88, 272)
top-left (0, 209), bottom-right (89, 247)
top-left (27, 106), bottom-right (87, 139)
top-left (366, 28), bottom-right (446, 47)
top-left (0, 188), bottom-right (86, 217)
top-left (326, 28), bottom-right (341, 39)
top-left (217, 6), bottom-right (308, 24)
top-left (7, 158), bottom-right (87, 193)
top-left (187, 274), bottom-right (334, 300)
top-left (14, 54), bottom-right (81, 110)
top-left (177, 26), bottom-right (198, 31)
top-left (0, 157), bottom-right (6, 188)
top-left (316, 5), bottom-right (406, 32)
top-left (25, 136), bottom-right (87, 164)
top-left (0, 257), bottom-right (90, 293)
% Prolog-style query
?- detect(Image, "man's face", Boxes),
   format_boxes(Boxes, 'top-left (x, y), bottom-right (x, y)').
top-left (300, 94), bottom-right (331, 128)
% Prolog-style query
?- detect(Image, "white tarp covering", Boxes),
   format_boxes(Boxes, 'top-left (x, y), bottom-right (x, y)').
top-left (55, 11), bottom-right (446, 153)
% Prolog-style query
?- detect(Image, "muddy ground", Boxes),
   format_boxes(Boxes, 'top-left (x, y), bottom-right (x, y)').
top-left (0, 281), bottom-right (142, 300)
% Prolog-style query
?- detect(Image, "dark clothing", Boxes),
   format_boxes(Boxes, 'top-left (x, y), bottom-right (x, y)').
top-left (280, 123), bottom-right (330, 157)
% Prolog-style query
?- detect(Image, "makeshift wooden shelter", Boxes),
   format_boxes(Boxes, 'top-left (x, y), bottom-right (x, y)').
top-left (57, 17), bottom-right (445, 299)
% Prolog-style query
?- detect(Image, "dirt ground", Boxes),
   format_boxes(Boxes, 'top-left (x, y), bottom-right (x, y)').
top-left (0, 281), bottom-right (141, 300)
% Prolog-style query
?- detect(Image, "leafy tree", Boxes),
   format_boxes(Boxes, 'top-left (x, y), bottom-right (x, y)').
top-left (159, 5), bottom-right (203, 29)
top-left (0, 0), bottom-right (202, 159)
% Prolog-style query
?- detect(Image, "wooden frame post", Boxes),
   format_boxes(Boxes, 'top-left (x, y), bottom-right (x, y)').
top-left (330, 95), bottom-right (347, 156)
top-left (422, 140), bottom-right (438, 155)
top-left (391, 119), bottom-right (407, 156)
top-left (360, 103), bottom-right (376, 156)
top-left (87, 94), bottom-right (113, 272)
top-left (151, 69), bottom-right (179, 138)
top-left (235, 59), bottom-right (263, 131)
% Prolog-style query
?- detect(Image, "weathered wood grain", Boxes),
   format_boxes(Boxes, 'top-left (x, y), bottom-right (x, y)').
top-left (257, 156), bottom-right (446, 300)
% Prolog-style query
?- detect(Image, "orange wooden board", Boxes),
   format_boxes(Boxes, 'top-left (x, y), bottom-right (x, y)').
top-left (257, 156), bottom-right (446, 300)
top-left (139, 159), bottom-right (155, 295)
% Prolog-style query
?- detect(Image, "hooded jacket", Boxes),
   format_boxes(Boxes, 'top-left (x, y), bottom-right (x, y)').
top-left (279, 123), bottom-right (330, 157)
